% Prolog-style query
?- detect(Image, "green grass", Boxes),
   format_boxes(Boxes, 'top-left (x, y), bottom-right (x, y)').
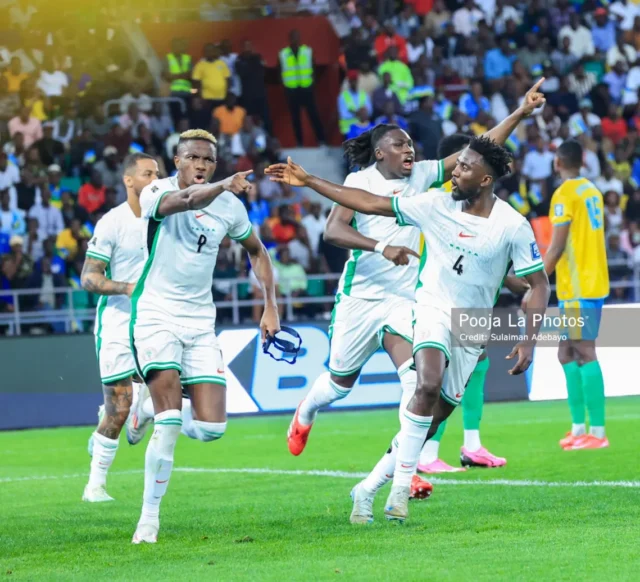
top-left (2, 397), bottom-right (640, 581)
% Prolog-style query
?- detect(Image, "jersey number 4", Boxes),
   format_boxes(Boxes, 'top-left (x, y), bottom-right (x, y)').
top-left (453, 255), bottom-right (464, 276)
top-left (197, 234), bottom-right (207, 253)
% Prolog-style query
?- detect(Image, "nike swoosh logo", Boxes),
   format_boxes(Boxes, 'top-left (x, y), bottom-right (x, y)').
top-left (156, 479), bottom-right (168, 484)
top-left (217, 368), bottom-right (224, 374)
top-left (195, 213), bottom-right (206, 219)
top-left (459, 232), bottom-right (475, 238)
top-left (401, 463), bottom-right (412, 469)
top-left (392, 188), bottom-right (403, 196)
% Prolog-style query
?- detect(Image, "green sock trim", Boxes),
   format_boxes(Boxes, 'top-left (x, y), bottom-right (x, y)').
top-left (562, 361), bottom-right (585, 425)
top-left (430, 420), bottom-right (447, 442)
top-left (461, 358), bottom-right (489, 430)
top-left (580, 360), bottom-right (605, 427)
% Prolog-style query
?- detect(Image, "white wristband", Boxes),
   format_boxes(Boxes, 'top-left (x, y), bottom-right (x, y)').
top-left (374, 241), bottom-right (387, 254)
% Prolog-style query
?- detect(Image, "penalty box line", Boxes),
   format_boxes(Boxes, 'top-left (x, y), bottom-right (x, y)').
top-left (1, 467), bottom-right (640, 488)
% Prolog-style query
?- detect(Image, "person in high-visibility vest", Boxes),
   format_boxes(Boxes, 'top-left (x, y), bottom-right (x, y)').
top-left (164, 38), bottom-right (193, 123)
top-left (337, 70), bottom-right (372, 137)
top-left (279, 29), bottom-right (326, 147)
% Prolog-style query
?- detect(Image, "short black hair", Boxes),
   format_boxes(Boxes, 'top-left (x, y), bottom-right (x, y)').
top-left (343, 123), bottom-right (401, 171)
top-left (123, 152), bottom-right (155, 175)
top-left (556, 140), bottom-right (583, 170)
top-left (438, 133), bottom-right (472, 159)
top-left (468, 135), bottom-right (513, 179)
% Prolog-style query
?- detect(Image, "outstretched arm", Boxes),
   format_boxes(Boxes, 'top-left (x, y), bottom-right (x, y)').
top-left (440, 79), bottom-right (547, 182)
top-left (265, 158), bottom-right (395, 217)
top-left (240, 231), bottom-right (280, 341)
top-left (81, 257), bottom-right (134, 297)
top-left (154, 171), bottom-right (253, 217)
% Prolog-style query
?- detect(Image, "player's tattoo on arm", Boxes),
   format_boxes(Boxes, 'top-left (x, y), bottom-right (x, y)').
top-left (81, 257), bottom-right (132, 296)
top-left (97, 383), bottom-right (133, 439)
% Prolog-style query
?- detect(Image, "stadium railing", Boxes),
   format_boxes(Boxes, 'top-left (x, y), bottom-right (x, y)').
top-left (0, 261), bottom-right (637, 336)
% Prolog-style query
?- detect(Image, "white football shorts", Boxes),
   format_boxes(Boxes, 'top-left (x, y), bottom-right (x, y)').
top-left (328, 294), bottom-right (414, 376)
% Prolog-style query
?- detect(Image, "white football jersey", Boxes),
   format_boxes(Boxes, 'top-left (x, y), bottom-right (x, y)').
top-left (336, 159), bottom-right (444, 301)
top-left (87, 202), bottom-right (145, 341)
top-left (392, 191), bottom-right (544, 313)
top-left (134, 175), bottom-right (252, 331)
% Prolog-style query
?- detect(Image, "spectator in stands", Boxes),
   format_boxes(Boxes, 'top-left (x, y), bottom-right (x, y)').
top-left (593, 9), bottom-right (618, 53)
top-left (612, 142), bottom-right (632, 182)
top-left (164, 38), bottom-right (192, 123)
top-left (338, 70), bottom-right (372, 138)
top-left (8, 105), bottom-right (42, 149)
top-left (36, 53), bottom-right (68, 102)
top-left (0, 189), bottom-right (25, 236)
top-left (192, 43), bottom-right (231, 118)
top-left (344, 27), bottom-right (375, 71)
top-left (551, 36), bottom-right (579, 77)
top-left (346, 106), bottom-right (375, 140)
top-left (98, 188), bottom-right (118, 215)
top-left (602, 104), bottom-right (629, 144)
top-left (547, 76), bottom-right (579, 121)
top-left (392, 4), bottom-right (419, 38)
top-left (236, 40), bottom-right (271, 134)
top-left (409, 95), bottom-right (442, 160)
top-left (596, 163), bottom-right (625, 196)
top-left (523, 136), bottom-right (555, 182)
top-left (559, 13), bottom-right (595, 59)
top-left (458, 80), bottom-right (490, 120)
top-left (231, 115), bottom-right (267, 158)
top-left (214, 92), bottom-right (246, 137)
top-left (78, 169), bottom-right (105, 214)
top-left (604, 61), bottom-right (628, 104)
top-left (119, 82), bottom-right (153, 114)
top-left (375, 98), bottom-right (408, 129)
top-left (28, 186), bottom-right (63, 241)
top-left (604, 190), bottom-right (624, 236)
top-left (378, 46), bottom-right (414, 105)
top-left (625, 16), bottom-right (640, 50)
top-left (84, 104), bottom-right (111, 140)
top-left (274, 245), bottom-right (308, 304)
top-left (3, 57), bottom-right (28, 94)
top-left (60, 191), bottom-right (87, 228)
top-left (33, 123), bottom-right (64, 167)
top-left (569, 98), bottom-right (601, 137)
top-left (301, 202), bottom-right (326, 258)
top-left (425, 0), bottom-right (451, 37)
top-left (23, 217), bottom-right (44, 263)
top-left (122, 59), bottom-right (155, 95)
top-left (149, 102), bottom-right (174, 143)
top-left (518, 33), bottom-right (548, 73)
top-left (118, 103), bottom-right (151, 139)
top-left (453, 0), bottom-right (484, 38)
top-left (19, 148), bottom-right (46, 211)
top-left (220, 39), bottom-right (241, 98)
top-left (0, 76), bottom-right (20, 125)
top-left (279, 29), bottom-right (326, 147)
top-left (9, 234), bottom-right (33, 284)
top-left (56, 217), bottom-right (86, 262)
top-left (0, 152), bottom-right (20, 208)
top-left (371, 71), bottom-right (403, 118)
top-left (374, 22), bottom-right (408, 64)
top-left (607, 31), bottom-right (637, 70)
top-left (0, 254), bottom-right (17, 312)
top-left (484, 37), bottom-right (515, 81)
top-left (271, 205), bottom-right (305, 245)
top-left (94, 146), bottom-right (124, 200)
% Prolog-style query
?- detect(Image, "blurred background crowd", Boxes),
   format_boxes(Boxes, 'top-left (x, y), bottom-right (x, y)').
top-left (1, 0), bottom-right (638, 332)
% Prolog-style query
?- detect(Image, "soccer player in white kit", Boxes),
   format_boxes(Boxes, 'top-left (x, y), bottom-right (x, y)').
top-left (81, 153), bottom-right (160, 503)
top-left (266, 136), bottom-right (551, 523)
top-left (130, 130), bottom-right (279, 544)
top-left (284, 81), bottom-right (546, 508)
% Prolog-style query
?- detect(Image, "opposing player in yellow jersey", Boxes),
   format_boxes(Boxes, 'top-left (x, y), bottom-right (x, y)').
top-left (544, 140), bottom-right (610, 450)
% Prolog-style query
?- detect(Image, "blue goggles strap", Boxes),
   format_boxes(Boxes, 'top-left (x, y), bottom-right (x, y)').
top-left (262, 326), bottom-right (302, 365)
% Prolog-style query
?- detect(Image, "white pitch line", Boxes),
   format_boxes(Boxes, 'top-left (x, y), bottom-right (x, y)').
top-left (1, 467), bottom-right (640, 488)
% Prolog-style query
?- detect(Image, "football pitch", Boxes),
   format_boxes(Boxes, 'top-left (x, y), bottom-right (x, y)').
top-left (2, 397), bottom-right (640, 581)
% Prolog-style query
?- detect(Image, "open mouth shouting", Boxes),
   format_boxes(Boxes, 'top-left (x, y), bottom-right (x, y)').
top-left (193, 173), bottom-right (207, 184)
top-left (402, 154), bottom-right (414, 171)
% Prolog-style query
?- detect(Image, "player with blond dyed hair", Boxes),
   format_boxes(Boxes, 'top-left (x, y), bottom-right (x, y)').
top-left (129, 128), bottom-right (280, 543)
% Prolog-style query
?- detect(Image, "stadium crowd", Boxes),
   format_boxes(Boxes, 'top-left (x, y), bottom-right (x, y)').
top-left (1, 0), bottom-right (640, 333)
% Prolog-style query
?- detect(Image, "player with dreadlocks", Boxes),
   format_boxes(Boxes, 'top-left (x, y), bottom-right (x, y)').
top-left (266, 135), bottom-right (551, 524)
top-left (280, 80), bottom-right (547, 517)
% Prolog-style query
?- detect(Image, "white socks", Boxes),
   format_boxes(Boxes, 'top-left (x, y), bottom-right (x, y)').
top-left (397, 360), bottom-right (416, 422)
top-left (590, 426), bottom-right (605, 438)
top-left (418, 439), bottom-right (440, 466)
top-left (361, 435), bottom-right (399, 495)
top-left (463, 429), bottom-right (482, 452)
top-left (87, 432), bottom-right (119, 488)
top-left (298, 372), bottom-right (351, 426)
top-left (572, 423), bottom-right (586, 436)
top-left (140, 409), bottom-right (181, 524)
top-left (181, 399), bottom-right (227, 441)
top-left (393, 410), bottom-right (432, 489)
